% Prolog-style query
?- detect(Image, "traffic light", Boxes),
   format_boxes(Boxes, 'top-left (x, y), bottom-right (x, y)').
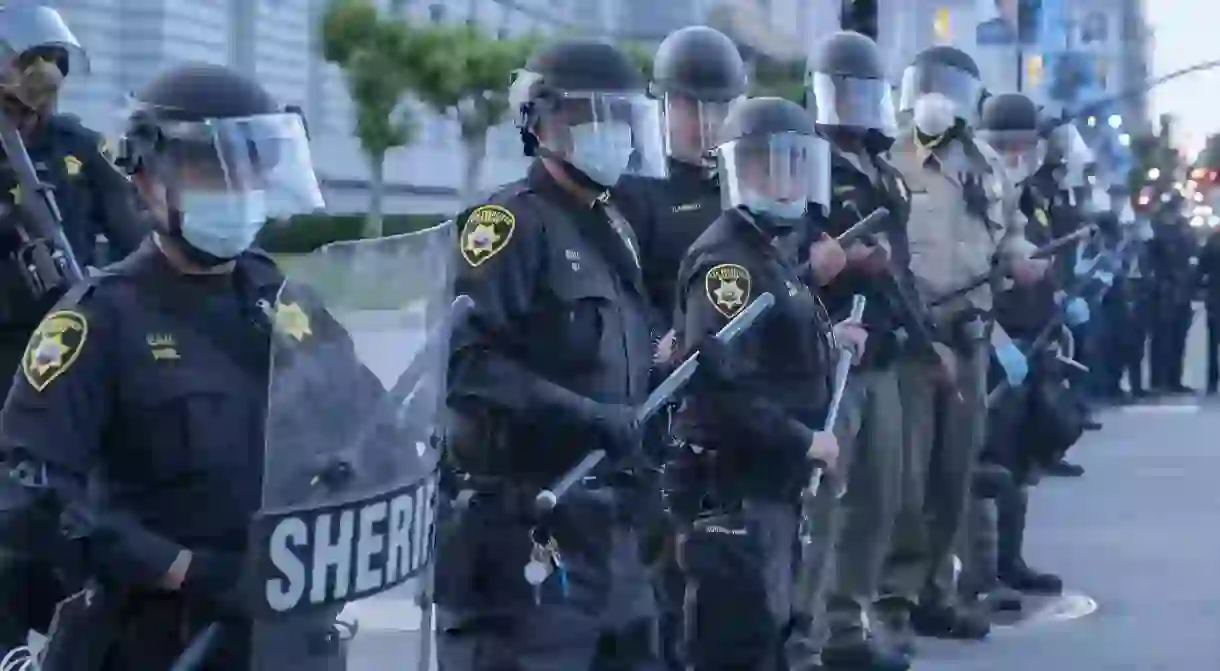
top-left (841, 0), bottom-right (879, 41)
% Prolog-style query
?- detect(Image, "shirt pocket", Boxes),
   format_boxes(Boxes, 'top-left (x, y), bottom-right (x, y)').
top-left (534, 263), bottom-right (617, 373)
top-left (120, 368), bottom-right (255, 483)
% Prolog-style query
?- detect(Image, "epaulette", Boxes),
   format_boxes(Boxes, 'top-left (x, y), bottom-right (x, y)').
top-left (458, 179), bottom-right (533, 221)
top-left (59, 271), bottom-right (111, 308)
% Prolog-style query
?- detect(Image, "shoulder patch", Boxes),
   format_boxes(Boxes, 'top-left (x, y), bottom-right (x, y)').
top-left (22, 310), bottom-right (89, 392)
top-left (460, 204), bottom-right (516, 267)
top-left (704, 263), bottom-right (751, 319)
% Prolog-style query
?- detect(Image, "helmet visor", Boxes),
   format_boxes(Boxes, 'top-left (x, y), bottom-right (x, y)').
top-left (897, 63), bottom-right (982, 125)
top-left (0, 5), bottom-right (88, 76)
top-left (154, 113), bottom-right (325, 218)
top-left (662, 92), bottom-right (742, 165)
top-left (809, 73), bottom-right (897, 137)
top-left (533, 90), bottom-right (668, 184)
top-left (715, 132), bottom-right (831, 217)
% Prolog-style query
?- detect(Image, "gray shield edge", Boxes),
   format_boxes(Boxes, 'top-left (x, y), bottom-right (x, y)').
top-left (248, 221), bottom-right (457, 670)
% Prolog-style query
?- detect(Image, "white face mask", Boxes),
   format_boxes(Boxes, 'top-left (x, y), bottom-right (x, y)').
top-left (179, 190), bottom-right (268, 259)
top-left (913, 93), bottom-right (957, 137)
top-left (568, 121), bottom-right (634, 187)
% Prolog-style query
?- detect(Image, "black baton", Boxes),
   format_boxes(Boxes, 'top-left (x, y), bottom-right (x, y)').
top-left (533, 292), bottom-right (777, 516)
top-left (167, 623), bottom-right (223, 671)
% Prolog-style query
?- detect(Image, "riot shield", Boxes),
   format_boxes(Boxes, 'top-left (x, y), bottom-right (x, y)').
top-left (246, 221), bottom-right (457, 670)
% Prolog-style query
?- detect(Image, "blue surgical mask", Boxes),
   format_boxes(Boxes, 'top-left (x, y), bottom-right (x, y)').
top-left (741, 189), bottom-right (807, 220)
top-left (568, 121), bottom-right (634, 187)
top-left (179, 190), bottom-right (268, 259)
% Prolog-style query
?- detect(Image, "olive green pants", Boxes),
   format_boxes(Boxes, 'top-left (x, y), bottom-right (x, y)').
top-left (788, 367), bottom-right (903, 661)
top-left (881, 345), bottom-right (988, 609)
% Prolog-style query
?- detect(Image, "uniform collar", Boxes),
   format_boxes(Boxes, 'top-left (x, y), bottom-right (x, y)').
top-left (527, 159), bottom-right (604, 210)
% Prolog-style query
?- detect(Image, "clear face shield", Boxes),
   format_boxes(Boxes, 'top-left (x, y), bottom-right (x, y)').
top-left (809, 72), bottom-right (898, 137)
top-left (1050, 124), bottom-right (1093, 188)
top-left (524, 83), bottom-right (668, 187)
top-left (146, 112), bottom-right (325, 258)
top-left (716, 131), bottom-right (831, 221)
top-left (897, 63), bottom-right (983, 133)
top-left (661, 93), bottom-right (742, 166)
top-left (976, 129), bottom-right (1045, 183)
top-left (0, 4), bottom-right (88, 113)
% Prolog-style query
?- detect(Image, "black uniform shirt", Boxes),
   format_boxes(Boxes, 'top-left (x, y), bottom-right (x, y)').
top-left (624, 160), bottom-right (722, 321)
top-left (0, 238), bottom-right (381, 566)
top-left (816, 149), bottom-right (916, 366)
top-left (0, 114), bottom-right (149, 327)
top-left (673, 210), bottom-right (833, 497)
top-left (447, 161), bottom-right (654, 483)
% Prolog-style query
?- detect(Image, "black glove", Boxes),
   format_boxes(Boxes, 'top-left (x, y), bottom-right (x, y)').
top-left (582, 401), bottom-right (643, 460)
top-left (687, 337), bottom-right (735, 392)
top-left (182, 550), bottom-right (247, 615)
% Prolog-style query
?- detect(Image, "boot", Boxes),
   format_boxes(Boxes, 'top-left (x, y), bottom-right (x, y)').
top-left (873, 597), bottom-right (916, 658)
top-left (999, 560), bottom-right (1064, 595)
top-left (909, 601), bottom-right (991, 640)
top-left (821, 627), bottom-right (910, 671)
top-left (978, 584), bottom-right (1023, 612)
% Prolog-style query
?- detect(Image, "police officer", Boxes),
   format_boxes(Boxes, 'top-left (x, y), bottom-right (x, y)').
top-left (0, 62), bottom-right (344, 668)
top-left (671, 95), bottom-right (859, 670)
top-left (972, 92), bottom-right (1070, 602)
top-left (0, 4), bottom-right (149, 653)
top-left (0, 3), bottom-right (148, 369)
top-left (1148, 195), bottom-right (1196, 394)
top-left (435, 40), bottom-right (666, 669)
top-left (632, 25), bottom-right (745, 322)
top-left (632, 25), bottom-right (845, 338)
top-left (881, 46), bottom-right (1045, 649)
top-left (789, 30), bottom-right (913, 671)
top-left (627, 26), bottom-right (747, 670)
top-left (1198, 223), bottom-right (1220, 394)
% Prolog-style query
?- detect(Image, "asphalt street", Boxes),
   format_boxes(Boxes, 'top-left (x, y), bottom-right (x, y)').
top-left (328, 309), bottom-right (1220, 669)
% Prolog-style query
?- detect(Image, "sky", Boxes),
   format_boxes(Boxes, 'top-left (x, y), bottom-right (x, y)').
top-left (1148, 1), bottom-right (1220, 158)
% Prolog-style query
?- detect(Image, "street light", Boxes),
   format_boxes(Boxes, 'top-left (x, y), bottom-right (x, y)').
top-left (1108, 114), bottom-right (1122, 128)
top-left (1148, 168), bottom-right (1161, 180)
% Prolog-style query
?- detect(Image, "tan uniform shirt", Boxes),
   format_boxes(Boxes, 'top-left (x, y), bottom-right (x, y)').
top-left (888, 129), bottom-right (1034, 317)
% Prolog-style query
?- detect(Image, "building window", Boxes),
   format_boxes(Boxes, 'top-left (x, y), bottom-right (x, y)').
top-left (933, 8), bottom-right (950, 43)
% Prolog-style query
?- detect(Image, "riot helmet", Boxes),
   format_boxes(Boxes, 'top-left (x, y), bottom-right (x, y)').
top-left (119, 63), bottom-right (324, 265)
top-left (713, 96), bottom-right (831, 226)
top-left (651, 26), bottom-right (747, 165)
top-left (977, 92), bottom-right (1044, 183)
top-left (510, 40), bottom-right (667, 189)
top-left (807, 31), bottom-right (896, 139)
top-left (0, 4), bottom-right (88, 116)
top-left (898, 46), bottom-right (983, 135)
